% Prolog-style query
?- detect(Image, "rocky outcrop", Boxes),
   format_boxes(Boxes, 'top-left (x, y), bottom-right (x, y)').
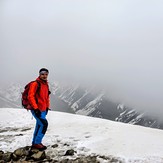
top-left (0, 147), bottom-right (48, 162)
top-left (0, 145), bottom-right (124, 163)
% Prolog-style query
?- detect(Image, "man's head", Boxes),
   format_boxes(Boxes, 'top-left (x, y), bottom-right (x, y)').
top-left (39, 68), bottom-right (49, 81)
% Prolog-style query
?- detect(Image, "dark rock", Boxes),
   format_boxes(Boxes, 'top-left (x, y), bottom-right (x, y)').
top-left (24, 146), bottom-right (32, 151)
top-left (12, 153), bottom-right (19, 161)
top-left (99, 155), bottom-right (123, 163)
top-left (60, 156), bottom-right (100, 163)
top-left (0, 151), bottom-right (4, 160)
top-left (26, 148), bottom-right (37, 161)
top-left (2, 152), bottom-right (12, 162)
top-left (53, 160), bottom-right (59, 163)
top-left (64, 149), bottom-right (75, 156)
top-left (81, 156), bottom-right (100, 163)
top-left (0, 151), bottom-right (4, 154)
top-left (51, 144), bottom-right (59, 148)
top-left (15, 134), bottom-right (24, 136)
top-left (110, 157), bottom-right (123, 163)
top-left (63, 143), bottom-right (70, 146)
top-left (60, 158), bottom-right (70, 163)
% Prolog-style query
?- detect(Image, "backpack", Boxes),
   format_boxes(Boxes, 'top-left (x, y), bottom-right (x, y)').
top-left (21, 81), bottom-right (40, 110)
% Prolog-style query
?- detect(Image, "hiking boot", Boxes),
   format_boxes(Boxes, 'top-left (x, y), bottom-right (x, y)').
top-left (40, 143), bottom-right (47, 150)
top-left (31, 144), bottom-right (46, 150)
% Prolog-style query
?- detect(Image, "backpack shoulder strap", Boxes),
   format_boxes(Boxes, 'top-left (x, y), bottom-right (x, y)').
top-left (35, 80), bottom-right (41, 94)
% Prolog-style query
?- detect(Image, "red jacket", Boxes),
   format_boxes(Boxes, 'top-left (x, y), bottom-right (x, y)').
top-left (28, 77), bottom-right (50, 111)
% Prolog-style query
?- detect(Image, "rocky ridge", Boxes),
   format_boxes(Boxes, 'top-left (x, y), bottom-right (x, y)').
top-left (0, 145), bottom-right (124, 163)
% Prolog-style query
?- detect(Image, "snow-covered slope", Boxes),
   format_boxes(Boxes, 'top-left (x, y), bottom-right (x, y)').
top-left (0, 108), bottom-right (163, 163)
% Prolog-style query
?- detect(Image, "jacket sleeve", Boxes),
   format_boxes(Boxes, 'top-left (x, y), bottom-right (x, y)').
top-left (47, 95), bottom-right (50, 109)
top-left (28, 82), bottom-right (38, 109)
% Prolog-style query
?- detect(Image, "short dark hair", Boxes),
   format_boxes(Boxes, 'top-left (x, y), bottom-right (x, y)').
top-left (39, 68), bottom-right (49, 74)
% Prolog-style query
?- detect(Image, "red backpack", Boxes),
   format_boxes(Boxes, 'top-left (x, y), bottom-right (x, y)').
top-left (21, 81), bottom-right (40, 110)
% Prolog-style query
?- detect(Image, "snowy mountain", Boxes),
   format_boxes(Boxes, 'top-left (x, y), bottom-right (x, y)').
top-left (0, 82), bottom-right (163, 130)
top-left (0, 108), bottom-right (163, 163)
top-left (0, 94), bottom-right (20, 108)
top-left (0, 83), bottom-right (22, 108)
top-left (50, 82), bottom-right (163, 130)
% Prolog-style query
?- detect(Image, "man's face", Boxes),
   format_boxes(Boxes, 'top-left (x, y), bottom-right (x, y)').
top-left (39, 72), bottom-right (49, 81)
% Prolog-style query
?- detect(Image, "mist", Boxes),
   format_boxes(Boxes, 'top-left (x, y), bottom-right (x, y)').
top-left (1, 0), bottom-right (163, 118)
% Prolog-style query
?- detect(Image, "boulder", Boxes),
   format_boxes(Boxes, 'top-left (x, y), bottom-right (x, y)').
top-left (0, 161), bottom-right (5, 163)
top-left (0, 151), bottom-right (4, 160)
top-left (31, 151), bottom-right (46, 161)
top-left (13, 147), bottom-right (29, 157)
top-left (64, 149), bottom-right (75, 156)
top-left (2, 152), bottom-right (12, 162)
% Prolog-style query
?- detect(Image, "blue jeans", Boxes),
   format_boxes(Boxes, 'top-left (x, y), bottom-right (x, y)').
top-left (31, 110), bottom-right (48, 144)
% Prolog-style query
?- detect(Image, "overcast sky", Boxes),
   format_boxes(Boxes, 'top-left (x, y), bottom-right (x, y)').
top-left (1, 0), bottom-right (163, 117)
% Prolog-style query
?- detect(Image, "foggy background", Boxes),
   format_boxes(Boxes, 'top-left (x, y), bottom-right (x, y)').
top-left (1, 0), bottom-right (163, 117)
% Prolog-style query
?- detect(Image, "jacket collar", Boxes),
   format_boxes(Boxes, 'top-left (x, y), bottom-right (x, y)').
top-left (36, 77), bottom-right (48, 85)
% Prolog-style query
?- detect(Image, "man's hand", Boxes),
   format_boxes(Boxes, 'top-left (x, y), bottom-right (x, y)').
top-left (34, 109), bottom-right (41, 117)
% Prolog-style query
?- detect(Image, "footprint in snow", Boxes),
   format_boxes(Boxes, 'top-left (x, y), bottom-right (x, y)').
top-left (84, 135), bottom-right (91, 138)
top-left (83, 132), bottom-right (92, 138)
top-left (78, 147), bottom-right (90, 152)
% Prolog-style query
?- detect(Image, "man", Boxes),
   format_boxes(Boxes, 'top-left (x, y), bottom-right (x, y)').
top-left (28, 68), bottom-right (50, 150)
